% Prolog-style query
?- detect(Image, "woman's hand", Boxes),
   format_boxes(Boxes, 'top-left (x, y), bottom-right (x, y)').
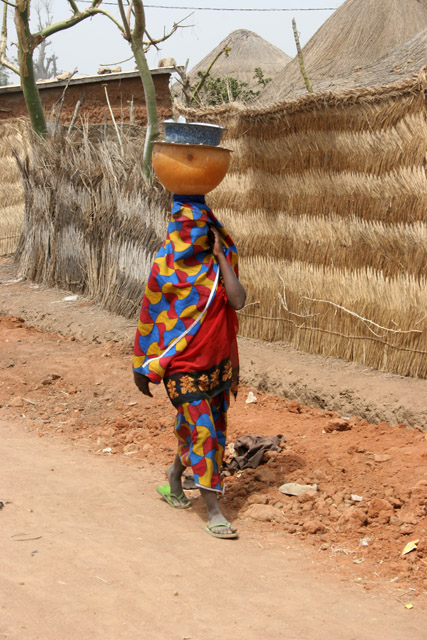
top-left (208, 225), bottom-right (246, 310)
top-left (133, 371), bottom-right (153, 397)
top-left (208, 225), bottom-right (224, 259)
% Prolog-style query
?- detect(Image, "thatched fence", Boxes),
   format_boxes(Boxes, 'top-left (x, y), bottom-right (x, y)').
top-left (15, 125), bottom-right (170, 318)
top-left (6, 69), bottom-right (427, 379)
top-left (0, 119), bottom-right (30, 255)
top-left (176, 71), bottom-right (427, 378)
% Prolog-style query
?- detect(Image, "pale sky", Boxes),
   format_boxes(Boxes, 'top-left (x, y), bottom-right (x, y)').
top-left (4, 1), bottom-right (345, 77)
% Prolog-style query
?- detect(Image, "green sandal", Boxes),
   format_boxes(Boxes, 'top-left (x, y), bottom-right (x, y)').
top-left (203, 522), bottom-right (239, 539)
top-left (156, 483), bottom-right (192, 509)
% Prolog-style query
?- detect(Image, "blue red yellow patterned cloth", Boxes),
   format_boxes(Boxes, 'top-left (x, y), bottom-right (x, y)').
top-left (175, 390), bottom-right (230, 493)
top-left (133, 194), bottom-right (239, 390)
top-left (133, 194), bottom-right (240, 491)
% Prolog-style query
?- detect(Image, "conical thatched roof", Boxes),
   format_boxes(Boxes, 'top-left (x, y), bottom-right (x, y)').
top-left (259, 0), bottom-right (427, 103)
top-left (185, 29), bottom-right (291, 89)
top-left (340, 27), bottom-right (427, 89)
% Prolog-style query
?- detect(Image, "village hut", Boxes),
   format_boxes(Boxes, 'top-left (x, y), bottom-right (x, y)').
top-left (174, 67), bottom-right (427, 379)
top-left (259, 0), bottom-right (427, 102)
top-left (315, 25), bottom-right (427, 92)
top-left (173, 29), bottom-right (291, 101)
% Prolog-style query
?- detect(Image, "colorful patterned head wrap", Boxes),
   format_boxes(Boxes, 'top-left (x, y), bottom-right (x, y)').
top-left (133, 194), bottom-right (238, 383)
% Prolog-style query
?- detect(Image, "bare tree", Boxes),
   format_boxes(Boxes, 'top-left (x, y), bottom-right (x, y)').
top-left (33, 0), bottom-right (60, 80)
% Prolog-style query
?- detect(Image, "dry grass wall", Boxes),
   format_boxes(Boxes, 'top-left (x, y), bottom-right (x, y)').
top-left (177, 71), bottom-right (427, 378)
top-left (10, 71), bottom-right (427, 378)
top-left (15, 125), bottom-right (170, 319)
top-left (0, 118), bottom-right (30, 255)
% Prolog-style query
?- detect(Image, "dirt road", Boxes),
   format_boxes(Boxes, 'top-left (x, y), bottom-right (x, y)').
top-left (1, 420), bottom-right (426, 640)
top-left (1, 256), bottom-right (427, 638)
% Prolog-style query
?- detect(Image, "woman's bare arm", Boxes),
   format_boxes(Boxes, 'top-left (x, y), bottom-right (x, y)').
top-left (210, 226), bottom-right (246, 310)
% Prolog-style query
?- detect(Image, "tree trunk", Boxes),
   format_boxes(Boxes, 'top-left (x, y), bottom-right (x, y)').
top-left (132, 42), bottom-right (159, 182)
top-left (129, 0), bottom-right (159, 182)
top-left (15, 0), bottom-right (48, 137)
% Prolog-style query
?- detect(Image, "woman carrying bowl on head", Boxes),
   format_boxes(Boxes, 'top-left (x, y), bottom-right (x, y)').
top-left (133, 189), bottom-right (245, 539)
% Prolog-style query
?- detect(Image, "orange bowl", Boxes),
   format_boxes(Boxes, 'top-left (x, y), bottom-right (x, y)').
top-left (152, 142), bottom-right (231, 195)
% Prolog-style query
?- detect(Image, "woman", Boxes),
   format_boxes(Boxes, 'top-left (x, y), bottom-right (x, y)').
top-left (133, 193), bottom-right (245, 539)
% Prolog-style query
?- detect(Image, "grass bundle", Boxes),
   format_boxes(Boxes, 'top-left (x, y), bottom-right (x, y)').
top-left (177, 75), bottom-right (426, 138)
top-left (212, 166), bottom-right (427, 223)
top-left (227, 112), bottom-right (427, 176)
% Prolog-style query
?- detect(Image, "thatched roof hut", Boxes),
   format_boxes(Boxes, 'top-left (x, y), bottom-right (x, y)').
top-left (176, 29), bottom-right (290, 95)
top-left (321, 25), bottom-right (427, 91)
top-left (259, 0), bottom-right (427, 102)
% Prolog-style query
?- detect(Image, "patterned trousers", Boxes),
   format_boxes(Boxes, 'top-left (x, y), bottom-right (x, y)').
top-left (174, 390), bottom-right (230, 493)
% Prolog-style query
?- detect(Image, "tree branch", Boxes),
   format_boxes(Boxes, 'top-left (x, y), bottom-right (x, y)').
top-left (237, 310), bottom-right (427, 356)
top-left (132, 0), bottom-right (145, 41)
top-left (50, 67), bottom-right (78, 132)
top-left (104, 84), bottom-right (123, 150)
top-left (67, 87), bottom-right (84, 134)
top-left (66, 0), bottom-right (79, 13)
top-left (38, 6), bottom-right (124, 43)
top-left (0, 54), bottom-right (19, 74)
top-left (300, 296), bottom-right (422, 337)
top-left (191, 43), bottom-right (231, 104)
top-left (142, 15), bottom-right (191, 52)
top-left (172, 60), bottom-right (192, 105)
top-left (292, 17), bottom-right (312, 93)
top-left (126, 0), bottom-right (133, 28)
top-left (0, 1), bottom-right (20, 74)
top-left (117, 0), bottom-right (131, 41)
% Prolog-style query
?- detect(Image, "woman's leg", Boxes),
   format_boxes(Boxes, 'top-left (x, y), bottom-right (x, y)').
top-left (200, 488), bottom-right (237, 535)
top-left (199, 390), bottom-right (237, 535)
top-left (158, 409), bottom-right (191, 507)
top-left (167, 453), bottom-right (186, 497)
top-left (177, 393), bottom-right (227, 491)
top-left (174, 391), bottom-right (237, 535)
